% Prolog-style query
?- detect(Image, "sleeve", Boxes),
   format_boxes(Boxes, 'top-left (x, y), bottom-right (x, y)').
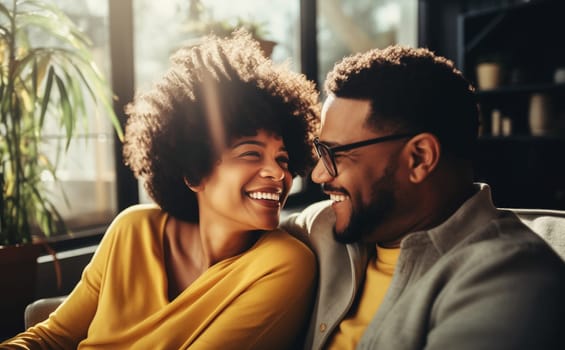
top-left (0, 213), bottom-right (123, 350)
top-left (188, 233), bottom-right (318, 350)
top-left (426, 244), bottom-right (565, 350)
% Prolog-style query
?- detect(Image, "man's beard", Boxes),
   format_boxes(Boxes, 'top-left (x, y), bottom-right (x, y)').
top-left (333, 160), bottom-right (398, 244)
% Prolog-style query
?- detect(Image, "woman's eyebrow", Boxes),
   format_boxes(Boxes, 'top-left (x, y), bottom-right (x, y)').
top-left (232, 140), bottom-right (265, 148)
top-left (232, 140), bottom-right (288, 152)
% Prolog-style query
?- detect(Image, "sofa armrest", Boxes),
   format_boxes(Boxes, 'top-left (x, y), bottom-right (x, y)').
top-left (24, 296), bottom-right (67, 329)
top-left (510, 208), bottom-right (565, 261)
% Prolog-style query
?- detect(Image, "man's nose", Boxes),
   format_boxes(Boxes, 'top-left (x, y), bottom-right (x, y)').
top-left (311, 159), bottom-right (333, 184)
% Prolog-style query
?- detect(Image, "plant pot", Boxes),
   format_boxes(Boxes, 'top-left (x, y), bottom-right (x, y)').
top-left (257, 39), bottom-right (277, 58)
top-left (179, 37), bottom-right (277, 58)
top-left (0, 243), bottom-right (43, 340)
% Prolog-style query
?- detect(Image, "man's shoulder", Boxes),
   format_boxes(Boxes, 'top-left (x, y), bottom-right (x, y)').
top-left (282, 200), bottom-right (334, 232)
top-left (437, 211), bottom-right (565, 282)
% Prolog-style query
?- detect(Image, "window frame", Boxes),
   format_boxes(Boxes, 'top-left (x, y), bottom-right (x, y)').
top-left (109, 0), bottom-right (321, 217)
top-left (56, 0), bottom-right (424, 247)
top-left (44, 0), bottom-right (319, 249)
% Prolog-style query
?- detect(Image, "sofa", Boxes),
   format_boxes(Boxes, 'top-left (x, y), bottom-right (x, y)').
top-left (23, 208), bottom-right (565, 329)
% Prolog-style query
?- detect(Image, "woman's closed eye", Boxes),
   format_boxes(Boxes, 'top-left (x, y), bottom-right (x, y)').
top-left (276, 155), bottom-right (290, 169)
top-left (237, 151), bottom-right (289, 169)
top-left (239, 151), bottom-right (262, 160)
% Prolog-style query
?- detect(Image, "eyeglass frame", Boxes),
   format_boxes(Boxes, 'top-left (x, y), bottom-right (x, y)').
top-left (313, 133), bottom-right (415, 177)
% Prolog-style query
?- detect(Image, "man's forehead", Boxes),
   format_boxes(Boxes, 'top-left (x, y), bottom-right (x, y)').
top-left (319, 96), bottom-right (375, 145)
top-left (320, 96), bottom-right (373, 134)
top-left (320, 94), bottom-right (337, 119)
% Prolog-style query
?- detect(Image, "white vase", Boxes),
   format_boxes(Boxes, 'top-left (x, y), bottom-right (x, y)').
top-left (554, 67), bottom-right (565, 84)
top-left (528, 93), bottom-right (554, 136)
top-left (476, 63), bottom-right (502, 90)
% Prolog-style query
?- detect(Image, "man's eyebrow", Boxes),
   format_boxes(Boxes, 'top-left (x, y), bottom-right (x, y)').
top-left (318, 139), bottom-right (341, 148)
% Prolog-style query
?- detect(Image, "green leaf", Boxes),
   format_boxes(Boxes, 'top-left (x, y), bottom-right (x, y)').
top-left (54, 73), bottom-right (73, 150)
top-left (38, 65), bottom-right (54, 129)
top-left (36, 51), bottom-right (51, 88)
top-left (1, 0), bottom-right (122, 244)
top-left (31, 56), bottom-right (38, 97)
top-left (63, 53), bottom-right (123, 140)
top-left (0, 24), bottom-right (11, 36)
top-left (20, 0), bottom-right (92, 44)
top-left (16, 10), bottom-right (91, 53)
top-left (0, 3), bottom-right (11, 22)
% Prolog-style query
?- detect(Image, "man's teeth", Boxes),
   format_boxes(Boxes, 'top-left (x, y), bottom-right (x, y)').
top-left (248, 192), bottom-right (281, 201)
top-left (330, 193), bottom-right (347, 202)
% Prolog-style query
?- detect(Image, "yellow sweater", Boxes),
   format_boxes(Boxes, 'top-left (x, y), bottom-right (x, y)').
top-left (327, 246), bottom-right (400, 349)
top-left (2, 205), bottom-right (317, 349)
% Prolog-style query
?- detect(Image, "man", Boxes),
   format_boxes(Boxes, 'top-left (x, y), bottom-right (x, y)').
top-left (282, 46), bottom-right (565, 350)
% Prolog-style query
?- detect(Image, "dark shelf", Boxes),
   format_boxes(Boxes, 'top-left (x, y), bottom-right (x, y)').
top-left (459, 0), bottom-right (565, 210)
top-left (462, 0), bottom-right (554, 20)
top-left (476, 83), bottom-right (565, 97)
top-left (479, 135), bottom-right (564, 142)
top-left (458, 0), bottom-right (565, 84)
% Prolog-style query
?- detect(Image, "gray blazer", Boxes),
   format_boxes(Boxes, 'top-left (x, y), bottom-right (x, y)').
top-left (282, 184), bottom-right (565, 350)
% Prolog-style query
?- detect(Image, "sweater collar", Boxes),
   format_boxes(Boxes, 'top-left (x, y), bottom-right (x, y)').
top-left (400, 183), bottom-right (499, 254)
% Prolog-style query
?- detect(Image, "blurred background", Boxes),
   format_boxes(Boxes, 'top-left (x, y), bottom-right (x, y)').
top-left (29, 0), bottom-right (419, 238)
top-left (1, 0), bottom-right (564, 331)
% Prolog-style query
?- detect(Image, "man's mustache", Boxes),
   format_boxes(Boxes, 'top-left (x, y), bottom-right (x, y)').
top-left (322, 183), bottom-right (348, 195)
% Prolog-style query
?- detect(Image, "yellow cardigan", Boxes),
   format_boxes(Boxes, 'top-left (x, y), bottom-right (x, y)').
top-left (3, 205), bottom-right (317, 349)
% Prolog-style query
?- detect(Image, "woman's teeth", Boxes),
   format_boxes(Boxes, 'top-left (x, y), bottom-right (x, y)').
top-left (248, 192), bottom-right (281, 201)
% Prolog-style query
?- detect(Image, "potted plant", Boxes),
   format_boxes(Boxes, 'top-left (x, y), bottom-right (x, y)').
top-left (180, 0), bottom-right (276, 57)
top-left (201, 18), bottom-right (276, 57)
top-left (0, 0), bottom-right (122, 337)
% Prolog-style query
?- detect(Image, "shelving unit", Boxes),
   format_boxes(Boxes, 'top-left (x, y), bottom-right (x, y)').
top-left (457, 0), bottom-right (565, 209)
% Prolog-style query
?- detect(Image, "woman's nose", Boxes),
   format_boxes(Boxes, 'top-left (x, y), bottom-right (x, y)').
top-left (259, 160), bottom-right (286, 181)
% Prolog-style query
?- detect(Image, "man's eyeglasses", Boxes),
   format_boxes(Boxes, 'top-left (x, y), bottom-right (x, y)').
top-left (313, 133), bottom-right (415, 177)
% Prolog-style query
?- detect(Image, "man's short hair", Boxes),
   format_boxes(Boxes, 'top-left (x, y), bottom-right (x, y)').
top-left (325, 45), bottom-right (479, 160)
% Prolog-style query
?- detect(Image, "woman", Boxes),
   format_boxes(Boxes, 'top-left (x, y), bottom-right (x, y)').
top-left (2, 32), bottom-right (320, 349)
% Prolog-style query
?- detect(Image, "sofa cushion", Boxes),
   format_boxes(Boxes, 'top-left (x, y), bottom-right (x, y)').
top-left (510, 208), bottom-right (565, 261)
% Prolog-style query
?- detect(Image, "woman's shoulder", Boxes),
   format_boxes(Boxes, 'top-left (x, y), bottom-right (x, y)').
top-left (112, 203), bottom-right (164, 223)
top-left (253, 229), bottom-right (316, 266)
top-left (105, 203), bottom-right (166, 237)
top-left (236, 230), bottom-right (317, 289)
top-left (259, 228), bottom-right (311, 247)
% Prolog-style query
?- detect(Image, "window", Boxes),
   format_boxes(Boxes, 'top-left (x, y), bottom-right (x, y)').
top-left (39, 0), bottom-right (116, 231)
top-left (317, 0), bottom-right (418, 87)
top-left (133, 0), bottom-right (302, 202)
top-left (36, 0), bottom-right (419, 237)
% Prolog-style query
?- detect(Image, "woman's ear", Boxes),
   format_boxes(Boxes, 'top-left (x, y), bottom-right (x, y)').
top-left (405, 133), bottom-right (440, 184)
top-left (184, 177), bottom-right (203, 192)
